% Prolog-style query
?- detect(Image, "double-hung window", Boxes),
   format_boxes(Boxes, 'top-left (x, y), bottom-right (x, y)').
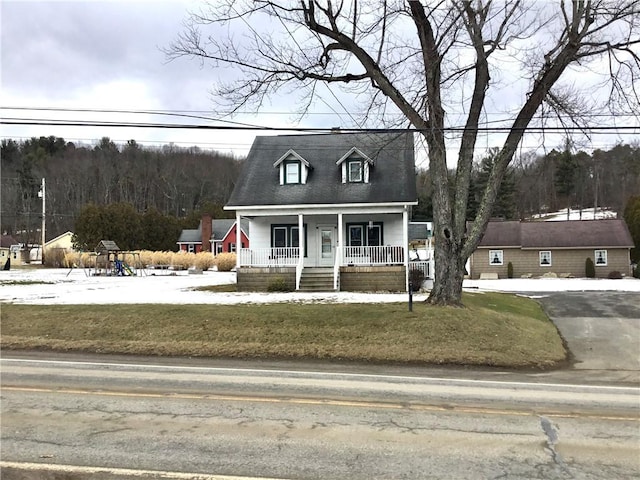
top-left (489, 250), bottom-right (503, 266)
top-left (348, 225), bottom-right (364, 247)
top-left (285, 162), bottom-right (300, 184)
top-left (539, 250), bottom-right (552, 266)
top-left (347, 223), bottom-right (383, 247)
top-left (348, 160), bottom-right (363, 182)
top-left (595, 249), bottom-right (607, 266)
top-left (271, 224), bottom-right (307, 256)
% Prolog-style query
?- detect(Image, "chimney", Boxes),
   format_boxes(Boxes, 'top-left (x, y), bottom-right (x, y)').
top-left (201, 214), bottom-right (212, 252)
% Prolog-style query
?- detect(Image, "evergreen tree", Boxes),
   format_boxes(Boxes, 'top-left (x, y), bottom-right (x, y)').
top-left (624, 196), bottom-right (640, 264)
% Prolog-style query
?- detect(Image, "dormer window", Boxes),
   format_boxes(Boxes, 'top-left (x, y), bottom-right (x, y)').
top-left (337, 147), bottom-right (373, 184)
top-left (274, 150), bottom-right (310, 185)
top-left (348, 160), bottom-right (363, 183)
top-left (285, 161), bottom-right (301, 184)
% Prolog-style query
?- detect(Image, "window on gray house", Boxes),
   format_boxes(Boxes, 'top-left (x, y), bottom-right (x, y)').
top-left (595, 249), bottom-right (607, 266)
top-left (348, 160), bottom-right (363, 182)
top-left (489, 250), bottom-right (503, 265)
top-left (539, 250), bottom-right (552, 266)
top-left (285, 161), bottom-right (300, 184)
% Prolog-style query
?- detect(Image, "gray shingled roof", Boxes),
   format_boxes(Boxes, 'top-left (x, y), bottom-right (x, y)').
top-left (226, 132), bottom-right (417, 207)
top-left (477, 221), bottom-right (522, 247)
top-left (409, 222), bottom-right (433, 241)
top-left (478, 219), bottom-right (634, 249)
top-left (1, 235), bottom-right (18, 248)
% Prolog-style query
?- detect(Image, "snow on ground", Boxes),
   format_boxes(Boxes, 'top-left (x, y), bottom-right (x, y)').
top-left (530, 207), bottom-right (617, 221)
top-left (0, 268), bottom-right (639, 305)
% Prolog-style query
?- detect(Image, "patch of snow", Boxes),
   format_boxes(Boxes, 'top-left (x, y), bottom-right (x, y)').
top-left (0, 268), bottom-right (638, 305)
top-left (530, 208), bottom-right (617, 221)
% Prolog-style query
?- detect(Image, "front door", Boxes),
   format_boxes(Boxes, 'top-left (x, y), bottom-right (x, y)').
top-left (318, 227), bottom-right (335, 266)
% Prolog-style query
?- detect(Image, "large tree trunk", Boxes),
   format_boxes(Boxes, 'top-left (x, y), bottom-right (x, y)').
top-left (428, 227), bottom-right (466, 306)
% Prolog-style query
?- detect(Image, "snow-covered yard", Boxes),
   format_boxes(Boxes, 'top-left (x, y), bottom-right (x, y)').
top-left (1, 268), bottom-right (639, 305)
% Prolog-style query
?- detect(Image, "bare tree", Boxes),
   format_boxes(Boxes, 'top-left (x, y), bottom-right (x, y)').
top-left (167, 0), bottom-right (640, 305)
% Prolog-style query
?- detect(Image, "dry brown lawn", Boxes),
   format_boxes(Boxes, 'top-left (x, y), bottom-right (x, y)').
top-left (0, 292), bottom-right (567, 369)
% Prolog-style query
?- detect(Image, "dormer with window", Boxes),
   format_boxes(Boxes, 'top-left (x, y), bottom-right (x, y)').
top-left (273, 150), bottom-right (311, 185)
top-left (336, 147), bottom-right (373, 184)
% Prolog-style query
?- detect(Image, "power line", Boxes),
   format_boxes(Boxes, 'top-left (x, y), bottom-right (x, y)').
top-left (2, 117), bottom-right (637, 134)
top-left (3, 105), bottom-right (638, 119)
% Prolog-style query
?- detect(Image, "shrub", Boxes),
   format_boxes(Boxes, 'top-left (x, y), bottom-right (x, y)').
top-left (408, 267), bottom-right (425, 291)
top-left (585, 257), bottom-right (595, 278)
top-left (194, 252), bottom-right (216, 271)
top-left (507, 261), bottom-right (514, 279)
top-left (634, 264), bottom-right (640, 279)
top-left (172, 251), bottom-right (196, 270)
top-left (151, 251), bottom-right (172, 266)
top-left (215, 252), bottom-right (237, 272)
top-left (267, 276), bottom-right (293, 292)
top-left (80, 252), bottom-right (96, 268)
top-left (137, 250), bottom-right (155, 268)
top-left (43, 249), bottom-right (66, 268)
top-left (608, 270), bottom-right (623, 279)
top-left (63, 251), bottom-right (81, 268)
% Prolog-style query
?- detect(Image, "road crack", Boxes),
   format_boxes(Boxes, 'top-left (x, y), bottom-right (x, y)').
top-left (539, 415), bottom-right (572, 477)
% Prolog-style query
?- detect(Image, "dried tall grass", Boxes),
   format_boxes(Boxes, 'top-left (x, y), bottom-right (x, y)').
top-left (173, 251), bottom-right (196, 269)
top-left (194, 252), bottom-right (216, 271)
top-left (151, 251), bottom-right (173, 266)
top-left (215, 252), bottom-right (237, 272)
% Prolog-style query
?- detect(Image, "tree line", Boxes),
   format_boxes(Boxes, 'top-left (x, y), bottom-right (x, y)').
top-left (1, 136), bottom-right (241, 248)
top-left (413, 143), bottom-right (640, 223)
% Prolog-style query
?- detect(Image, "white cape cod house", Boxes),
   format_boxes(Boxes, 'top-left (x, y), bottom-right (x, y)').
top-left (225, 132), bottom-right (418, 291)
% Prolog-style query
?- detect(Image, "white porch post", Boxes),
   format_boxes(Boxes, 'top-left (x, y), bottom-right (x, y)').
top-left (336, 212), bottom-right (343, 290)
top-left (235, 212), bottom-right (241, 269)
top-left (403, 208), bottom-right (409, 291)
top-left (297, 213), bottom-right (304, 290)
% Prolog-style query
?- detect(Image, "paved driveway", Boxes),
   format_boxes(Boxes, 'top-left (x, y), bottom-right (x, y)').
top-left (535, 292), bottom-right (640, 372)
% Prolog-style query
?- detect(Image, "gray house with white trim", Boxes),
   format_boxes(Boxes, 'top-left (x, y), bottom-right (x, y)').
top-left (225, 132), bottom-right (417, 291)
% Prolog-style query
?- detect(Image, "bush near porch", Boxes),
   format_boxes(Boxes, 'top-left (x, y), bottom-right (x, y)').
top-left (1, 292), bottom-right (566, 369)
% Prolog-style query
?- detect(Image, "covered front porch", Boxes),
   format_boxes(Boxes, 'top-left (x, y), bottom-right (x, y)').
top-left (233, 208), bottom-right (412, 291)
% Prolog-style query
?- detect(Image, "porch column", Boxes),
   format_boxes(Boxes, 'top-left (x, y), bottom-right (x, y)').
top-left (297, 213), bottom-right (304, 290)
top-left (236, 212), bottom-right (241, 269)
top-left (336, 212), bottom-right (343, 290)
top-left (403, 208), bottom-right (409, 291)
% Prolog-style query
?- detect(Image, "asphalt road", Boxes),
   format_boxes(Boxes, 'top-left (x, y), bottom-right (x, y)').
top-left (1, 355), bottom-right (639, 480)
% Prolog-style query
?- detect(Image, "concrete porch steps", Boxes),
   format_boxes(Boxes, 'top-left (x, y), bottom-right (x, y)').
top-left (298, 267), bottom-right (336, 292)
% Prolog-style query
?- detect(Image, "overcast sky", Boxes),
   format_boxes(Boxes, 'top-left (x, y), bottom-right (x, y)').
top-left (1, 1), bottom-right (638, 162)
top-left (0, 0), bottom-right (276, 156)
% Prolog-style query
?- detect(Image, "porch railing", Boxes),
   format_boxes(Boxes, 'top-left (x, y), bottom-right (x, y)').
top-left (410, 260), bottom-right (431, 280)
top-left (341, 245), bottom-right (404, 266)
top-left (239, 247), bottom-right (299, 267)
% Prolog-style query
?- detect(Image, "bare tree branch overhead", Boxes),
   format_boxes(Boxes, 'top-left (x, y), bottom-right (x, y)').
top-left (166, 0), bottom-right (640, 305)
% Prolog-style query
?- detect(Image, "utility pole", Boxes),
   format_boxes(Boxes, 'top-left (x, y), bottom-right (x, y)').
top-left (38, 177), bottom-right (46, 264)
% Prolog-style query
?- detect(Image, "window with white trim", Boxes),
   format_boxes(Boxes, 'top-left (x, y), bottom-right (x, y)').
top-left (348, 160), bottom-right (363, 182)
top-left (272, 226), bottom-right (288, 248)
top-left (346, 223), bottom-right (383, 247)
top-left (216, 243), bottom-right (223, 254)
top-left (348, 225), bottom-right (364, 246)
top-left (271, 224), bottom-right (307, 256)
top-left (285, 162), bottom-right (300, 184)
top-left (539, 250), bottom-right (552, 266)
top-left (188, 244), bottom-right (195, 253)
top-left (595, 249), bottom-right (607, 266)
top-left (229, 243), bottom-right (236, 253)
top-left (489, 250), bottom-right (503, 266)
